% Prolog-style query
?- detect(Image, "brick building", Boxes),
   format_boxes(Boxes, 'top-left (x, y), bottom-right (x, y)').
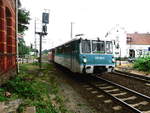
top-left (0, 0), bottom-right (16, 83)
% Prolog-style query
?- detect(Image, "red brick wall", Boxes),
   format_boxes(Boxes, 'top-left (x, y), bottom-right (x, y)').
top-left (0, 0), bottom-right (16, 78)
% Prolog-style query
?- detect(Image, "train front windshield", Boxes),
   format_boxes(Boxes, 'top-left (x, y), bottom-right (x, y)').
top-left (92, 40), bottom-right (113, 54)
top-left (81, 40), bottom-right (113, 54)
top-left (92, 40), bottom-right (105, 53)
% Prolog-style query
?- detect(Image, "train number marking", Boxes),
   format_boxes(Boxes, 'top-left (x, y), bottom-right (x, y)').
top-left (95, 57), bottom-right (105, 60)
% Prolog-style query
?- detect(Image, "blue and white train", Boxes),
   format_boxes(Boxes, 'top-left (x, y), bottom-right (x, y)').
top-left (53, 38), bottom-right (115, 74)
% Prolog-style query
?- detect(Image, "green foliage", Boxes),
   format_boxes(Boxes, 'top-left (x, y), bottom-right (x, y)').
top-left (18, 38), bottom-right (31, 57)
top-left (4, 76), bottom-right (41, 100)
top-left (133, 56), bottom-right (150, 72)
top-left (18, 8), bottom-right (30, 33)
top-left (42, 49), bottom-right (50, 54)
top-left (0, 88), bottom-right (8, 101)
top-left (1, 63), bottom-right (69, 113)
top-left (33, 101), bottom-right (58, 113)
top-left (18, 38), bottom-right (36, 58)
top-left (18, 1), bottom-right (31, 57)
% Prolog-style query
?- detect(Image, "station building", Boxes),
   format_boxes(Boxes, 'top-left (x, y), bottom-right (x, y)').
top-left (0, 0), bottom-right (16, 84)
top-left (105, 25), bottom-right (150, 58)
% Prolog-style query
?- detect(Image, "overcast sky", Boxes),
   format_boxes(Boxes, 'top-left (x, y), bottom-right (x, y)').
top-left (20, 0), bottom-right (150, 50)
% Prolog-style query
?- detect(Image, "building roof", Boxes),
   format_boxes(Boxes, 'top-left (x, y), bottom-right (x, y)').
top-left (127, 33), bottom-right (150, 45)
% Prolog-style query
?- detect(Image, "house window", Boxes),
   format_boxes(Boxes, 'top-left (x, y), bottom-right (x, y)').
top-left (129, 49), bottom-right (135, 58)
top-left (148, 47), bottom-right (150, 51)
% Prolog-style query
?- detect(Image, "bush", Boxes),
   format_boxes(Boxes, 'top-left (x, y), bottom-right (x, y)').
top-left (0, 88), bottom-right (8, 101)
top-left (133, 56), bottom-right (150, 72)
top-left (3, 76), bottom-right (41, 100)
top-left (33, 101), bottom-right (58, 113)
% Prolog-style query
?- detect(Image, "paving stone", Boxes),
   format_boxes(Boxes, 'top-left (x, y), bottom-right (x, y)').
top-left (0, 99), bottom-right (22, 113)
top-left (23, 106), bottom-right (36, 113)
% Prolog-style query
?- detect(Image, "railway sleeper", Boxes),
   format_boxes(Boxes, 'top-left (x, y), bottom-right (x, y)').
top-left (95, 83), bottom-right (107, 87)
top-left (143, 110), bottom-right (150, 113)
top-left (104, 88), bottom-right (119, 93)
top-left (111, 92), bottom-right (127, 96)
top-left (130, 101), bottom-right (149, 107)
top-left (86, 87), bottom-right (93, 90)
top-left (99, 86), bottom-right (114, 89)
top-left (145, 83), bottom-right (150, 86)
top-left (119, 96), bottom-right (137, 101)
top-left (82, 85), bottom-right (90, 87)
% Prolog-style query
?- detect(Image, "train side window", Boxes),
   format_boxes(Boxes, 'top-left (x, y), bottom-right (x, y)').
top-left (106, 41), bottom-right (113, 54)
top-left (81, 40), bottom-right (91, 53)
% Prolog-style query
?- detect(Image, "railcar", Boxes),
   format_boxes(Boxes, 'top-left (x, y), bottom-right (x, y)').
top-left (48, 48), bottom-right (55, 62)
top-left (54, 38), bottom-right (115, 74)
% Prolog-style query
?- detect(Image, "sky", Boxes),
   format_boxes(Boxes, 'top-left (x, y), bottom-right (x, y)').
top-left (20, 0), bottom-right (150, 50)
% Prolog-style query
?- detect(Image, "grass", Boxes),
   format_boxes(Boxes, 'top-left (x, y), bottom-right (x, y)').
top-left (0, 62), bottom-right (69, 113)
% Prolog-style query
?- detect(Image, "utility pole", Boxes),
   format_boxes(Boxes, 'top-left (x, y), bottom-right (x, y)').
top-left (39, 33), bottom-right (42, 68)
top-left (34, 19), bottom-right (37, 57)
top-left (35, 10), bottom-right (49, 69)
top-left (70, 22), bottom-right (73, 39)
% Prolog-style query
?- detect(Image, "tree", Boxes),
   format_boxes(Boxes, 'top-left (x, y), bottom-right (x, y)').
top-left (42, 49), bottom-right (50, 54)
top-left (18, 38), bottom-right (30, 57)
top-left (18, 1), bottom-right (31, 57)
top-left (18, 8), bottom-right (30, 33)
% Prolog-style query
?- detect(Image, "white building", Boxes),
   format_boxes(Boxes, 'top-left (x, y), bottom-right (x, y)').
top-left (127, 33), bottom-right (150, 58)
top-left (105, 25), bottom-right (150, 58)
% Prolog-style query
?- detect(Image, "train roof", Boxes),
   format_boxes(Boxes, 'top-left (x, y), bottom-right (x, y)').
top-left (54, 38), bottom-right (81, 48)
top-left (54, 37), bottom-right (113, 49)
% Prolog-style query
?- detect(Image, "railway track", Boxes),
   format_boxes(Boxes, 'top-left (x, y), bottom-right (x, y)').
top-left (113, 70), bottom-right (150, 83)
top-left (84, 76), bottom-right (150, 113)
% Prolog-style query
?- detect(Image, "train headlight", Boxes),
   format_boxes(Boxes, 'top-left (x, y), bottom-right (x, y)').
top-left (83, 58), bottom-right (87, 64)
top-left (112, 58), bottom-right (115, 63)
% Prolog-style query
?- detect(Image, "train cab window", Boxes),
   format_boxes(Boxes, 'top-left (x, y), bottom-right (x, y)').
top-left (106, 41), bottom-right (113, 54)
top-left (92, 40), bottom-right (105, 53)
top-left (81, 40), bottom-right (91, 53)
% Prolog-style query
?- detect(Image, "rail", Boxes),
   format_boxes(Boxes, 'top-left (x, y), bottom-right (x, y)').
top-left (85, 75), bottom-right (150, 113)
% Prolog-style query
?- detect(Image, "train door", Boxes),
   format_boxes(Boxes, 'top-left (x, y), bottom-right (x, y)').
top-left (71, 41), bottom-right (79, 72)
top-left (71, 42), bottom-right (75, 72)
